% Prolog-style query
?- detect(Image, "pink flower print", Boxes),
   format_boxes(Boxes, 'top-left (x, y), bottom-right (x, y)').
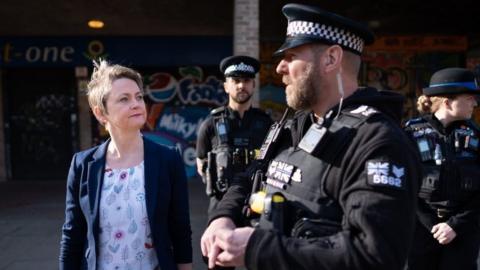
top-left (114, 230), bottom-right (125, 241)
top-left (119, 171), bottom-right (128, 181)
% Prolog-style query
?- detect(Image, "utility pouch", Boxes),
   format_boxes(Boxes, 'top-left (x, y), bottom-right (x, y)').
top-left (258, 193), bottom-right (285, 233)
top-left (215, 148), bottom-right (231, 193)
top-left (419, 165), bottom-right (441, 199)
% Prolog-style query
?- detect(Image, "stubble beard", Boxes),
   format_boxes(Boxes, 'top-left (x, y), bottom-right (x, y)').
top-left (231, 91), bottom-right (252, 104)
top-left (285, 63), bottom-right (318, 110)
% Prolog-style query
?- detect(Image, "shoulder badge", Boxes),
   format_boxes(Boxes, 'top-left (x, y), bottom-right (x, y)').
top-left (366, 159), bottom-right (405, 190)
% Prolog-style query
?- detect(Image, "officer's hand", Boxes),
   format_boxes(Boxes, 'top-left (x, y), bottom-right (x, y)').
top-left (201, 217), bottom-right (235, 258)
top-left (213, 227), bottom-right (255, 268)
top-left (431, 222), bottom-right (457, 245)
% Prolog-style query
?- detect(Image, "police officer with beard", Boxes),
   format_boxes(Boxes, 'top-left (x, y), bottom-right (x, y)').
top-left (196, 55), bottom-right (272, 215)
top-left (405, 68), bottom-right (480, 270)
top-left (200, 4), bottom-right (421, 270)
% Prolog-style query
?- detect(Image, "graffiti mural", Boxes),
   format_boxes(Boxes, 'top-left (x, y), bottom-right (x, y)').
top-left (363, 35), bottom-right (467, 121)
top-left (362, 51), bottom-right (463, 120)
top-left (362, 52), bottom-right (417, 120)
top-left (142, 66), bottom-right (227, 178)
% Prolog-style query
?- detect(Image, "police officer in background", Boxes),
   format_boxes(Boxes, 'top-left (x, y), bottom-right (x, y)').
top-left (196, 55), bottom-right (272, 215)
top-left (405, 68), bottom-right (480, 270)
top-left (201, 4), bottom-right (420, 270)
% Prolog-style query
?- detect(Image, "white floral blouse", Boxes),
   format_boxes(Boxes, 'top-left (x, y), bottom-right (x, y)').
top-left (97, 161), bottom-right (159, 270)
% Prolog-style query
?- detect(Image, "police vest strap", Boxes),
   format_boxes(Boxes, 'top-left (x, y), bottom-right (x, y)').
top-left (211, 106), bottom-right (227, 116)
top-left (405, 117), bottom-right (430, 131)
top-left (211, 106), bottom-right (230, 147)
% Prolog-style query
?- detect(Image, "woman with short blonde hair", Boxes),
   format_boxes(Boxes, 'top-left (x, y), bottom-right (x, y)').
top-left (60, 60), bottom-right (192, 270)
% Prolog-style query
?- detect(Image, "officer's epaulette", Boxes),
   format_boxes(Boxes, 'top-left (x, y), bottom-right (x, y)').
top-left (210, 106), bottom-right (226, 116)
top-left (404, 117), bottom-right (428, 128)
top-left (338, 105), bottom-right (381, 127)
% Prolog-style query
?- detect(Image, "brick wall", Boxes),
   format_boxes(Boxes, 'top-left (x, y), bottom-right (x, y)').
top-left (234, 0), bottom-right (260, 105)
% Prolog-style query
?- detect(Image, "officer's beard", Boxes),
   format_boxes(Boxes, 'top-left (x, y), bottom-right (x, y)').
top-left (231, 91), bottom-right (252, 104)
top-left (285, 63), bottom-right (318, 110)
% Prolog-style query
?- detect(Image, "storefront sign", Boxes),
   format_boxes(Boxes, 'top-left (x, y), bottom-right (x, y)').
top-left (0, 37), bottom-right (232, 67)
top-left (367, 36), bottom-right (467, 52)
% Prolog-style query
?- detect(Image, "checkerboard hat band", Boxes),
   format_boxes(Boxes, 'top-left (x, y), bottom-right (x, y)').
top-left (224, 62), bottom-right (255, 75)
top-left (287, 20), bottom-right (365, 53)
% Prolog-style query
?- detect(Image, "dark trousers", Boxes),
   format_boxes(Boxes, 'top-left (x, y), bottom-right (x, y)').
top-left (407, 221), bottom-right (480, 270)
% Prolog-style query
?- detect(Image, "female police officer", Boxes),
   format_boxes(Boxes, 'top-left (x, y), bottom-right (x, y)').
top-left (405, 67), bottom-right (480, 270)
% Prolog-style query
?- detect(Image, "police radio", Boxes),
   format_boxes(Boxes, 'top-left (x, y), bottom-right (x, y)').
top-left (416, 137), bottom-right (433, 161)
top-left (258, 108), bottom-right (290, 161)
top-left (454, 126), bottom-right (480, 155)
top-left (216, 115), bottom-right (229, 145)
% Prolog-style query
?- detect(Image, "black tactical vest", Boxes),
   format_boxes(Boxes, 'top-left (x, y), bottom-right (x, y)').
top-left (405, 117), bottom-right (480, 208)
top-left (211, 106), bottom-right (270, 173)
top-left (260, 105), bottom-right (379, 237)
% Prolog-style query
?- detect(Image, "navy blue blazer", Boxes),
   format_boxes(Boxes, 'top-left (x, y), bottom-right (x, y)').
top-left (59, 137), bottom-right (192, 270)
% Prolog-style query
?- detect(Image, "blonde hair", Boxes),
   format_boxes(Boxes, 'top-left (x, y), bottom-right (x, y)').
top-left (416, 95), bottom-right (448, 114)
top-left (87, 60), bottom-right (143, 114)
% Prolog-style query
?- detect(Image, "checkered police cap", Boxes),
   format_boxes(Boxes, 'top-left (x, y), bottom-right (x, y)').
top-left (220, 55), bottom-right (260, 79)
top-left (287, 21), bottom-right (365, 54)
top-left (275, 4), bottom-right (375, 56)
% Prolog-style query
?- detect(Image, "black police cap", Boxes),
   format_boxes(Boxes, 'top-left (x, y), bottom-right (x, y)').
top-left (220, 55), bottom-right (260, 79)
top-left (275, 3), bottom-right (375, 56)
top-left (423, 68), bottom-right (480, 96)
